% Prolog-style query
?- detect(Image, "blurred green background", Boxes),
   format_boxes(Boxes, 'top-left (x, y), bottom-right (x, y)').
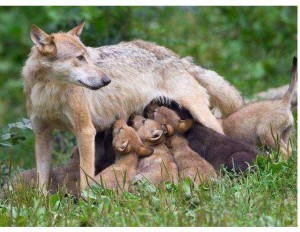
top-left (0, 6), bottom-right (297, 170)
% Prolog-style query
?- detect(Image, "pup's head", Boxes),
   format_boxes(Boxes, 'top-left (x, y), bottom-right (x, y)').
top-left (148, 106), bottom-right (193, 134)
top-left (30, 23), bottom-right (111, 90)
top-left (130, 114), bottom-right (174, 146)
top-left (112, 119), bottom-right (154, 157)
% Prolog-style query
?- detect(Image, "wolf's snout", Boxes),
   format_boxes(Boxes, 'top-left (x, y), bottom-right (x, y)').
top-left (102, 76), bottom-right (111, 86)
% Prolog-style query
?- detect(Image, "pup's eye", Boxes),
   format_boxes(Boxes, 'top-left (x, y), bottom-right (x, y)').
top-left (77, 55), bottom-right (85, 61)
top-left (142, 119), bottom-right (146, 124)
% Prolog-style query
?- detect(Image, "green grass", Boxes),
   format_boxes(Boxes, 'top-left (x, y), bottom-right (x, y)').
top-left (0, 135), bottom-right (297, 227)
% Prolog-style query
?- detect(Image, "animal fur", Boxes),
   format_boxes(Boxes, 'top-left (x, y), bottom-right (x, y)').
top-left (148, 106), bottom-right (218, 185)
top-left (131, 114), bottom-right (178, 185)
top-left (181, 56), bottom-right (244, 117)
top-left (94, 119), bottom-right (153, 192)
top-left (147, 104), bottom-right (259, 173)
top-left (10, 147), bottom-right (80, 195)
top-left (23, 23), bottom-right (235, 193)
top-left (219, 57), bottom-right (297, 159)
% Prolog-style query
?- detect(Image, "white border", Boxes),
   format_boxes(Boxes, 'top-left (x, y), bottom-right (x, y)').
top-left (0, 1), bottom-right (298, 6)
top-left (0, 2), bottom-right (298, 231)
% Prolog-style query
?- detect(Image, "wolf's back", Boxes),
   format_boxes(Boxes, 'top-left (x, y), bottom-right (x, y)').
top-left (181, 57), bottom-right (244, 116)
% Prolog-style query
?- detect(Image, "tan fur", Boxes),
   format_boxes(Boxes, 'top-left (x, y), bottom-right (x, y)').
top-left (94, 119), bottom-right (153, 192)
top-left (10, 147), bottom-right (80, 195)
top-left (181, 56), bottom-right (244, 117)
top-left (131, 115), bottom-right (178, 185)
top-left (220, 57), bottom-right (297, 159)
top-left (151, 106), bottom-right (217, 185)
top-left (22, 23), bottom-right (225, 193)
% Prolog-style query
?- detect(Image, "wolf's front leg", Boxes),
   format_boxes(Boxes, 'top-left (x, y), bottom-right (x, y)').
top-left (76, 126), bottom-right (96, 191)
top-left (33, 125), bottom-right (54, 195)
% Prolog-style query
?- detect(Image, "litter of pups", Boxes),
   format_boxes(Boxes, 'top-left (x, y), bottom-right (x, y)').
top-left (10, 55), bottom-right (297, 194)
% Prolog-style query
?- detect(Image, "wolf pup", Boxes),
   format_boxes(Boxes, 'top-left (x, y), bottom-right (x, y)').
top-left (95, 119), bottom-right (153, 192)
top-left (23, 22), bottom-right (241, 193)
top-left (10, 147), bottom-right (80, 195)
top-left (220, 57), bottom-right (297, 159)
top-left (148, 105), bottom-right (259, 173)
top-left (148, 107), bottom-right (217, 185)
top-left (131, 114), bottom-right (178, 185)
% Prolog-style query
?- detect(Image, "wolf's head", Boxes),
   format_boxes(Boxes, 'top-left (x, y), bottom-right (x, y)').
top-left (29, 22), bottom-right (111, 90)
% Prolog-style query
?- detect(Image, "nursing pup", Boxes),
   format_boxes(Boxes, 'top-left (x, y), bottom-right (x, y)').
top-left (131, 114), bottom-right (178, 185)
top-left (10, 147), bottom-right (80, 194)
top-left (23, 23), bottom-right (240, 193)
top-left (220, 57), bottom-right (297, 159)
top-left (95, 119), bottom-right (153, 192)
top-left (147, 107), bottom-right (217, 185)
top-left (148, 105), bottom-right (259, 172)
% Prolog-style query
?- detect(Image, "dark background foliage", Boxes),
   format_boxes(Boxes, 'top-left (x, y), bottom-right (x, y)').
top-left (0, 6), bottom-right (297, 169)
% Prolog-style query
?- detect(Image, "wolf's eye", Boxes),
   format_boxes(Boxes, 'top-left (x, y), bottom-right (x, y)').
top-left (77, 55), bottom-right (85, 61)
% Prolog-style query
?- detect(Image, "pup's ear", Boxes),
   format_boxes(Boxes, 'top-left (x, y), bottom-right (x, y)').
top-left (117, 140), bottom-right (129, 152)
top-left (177, 119), bottom-right (193, 134)
top-left (150, 130), bottom-right (164, 142)
top-left (30, 25), bottom-right (55, 54)
top-left (68, 22), bottom-right (85, 37)
top-left (137, 145), bottom-right (154, 157)
top-left (162, 124), bottom-right (175, 137)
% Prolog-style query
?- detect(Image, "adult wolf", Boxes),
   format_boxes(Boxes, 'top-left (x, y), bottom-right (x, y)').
top-left (22, 22), bottom-right (242, 193)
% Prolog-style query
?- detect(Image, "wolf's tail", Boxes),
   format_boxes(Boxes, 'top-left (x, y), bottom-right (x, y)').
top-left (181, 57), bottom-right (244, 117)
top-left (282, 56), bottom-right (297, 106)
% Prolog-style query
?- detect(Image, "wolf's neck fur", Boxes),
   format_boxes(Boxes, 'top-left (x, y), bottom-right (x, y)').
top-left (23, 48), bottom-right (72, 119)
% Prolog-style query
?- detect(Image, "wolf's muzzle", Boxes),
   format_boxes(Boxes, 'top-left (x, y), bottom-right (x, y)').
top-left (78, 75), bottom-right (111, 90)
top-left (102, 76), bottom-right (111, 86)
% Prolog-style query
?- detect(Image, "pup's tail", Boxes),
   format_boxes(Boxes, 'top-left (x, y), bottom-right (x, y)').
top-left (181, 56), bottom-right (244, 117)
top-left (282, 56), bottom-right (297, 106)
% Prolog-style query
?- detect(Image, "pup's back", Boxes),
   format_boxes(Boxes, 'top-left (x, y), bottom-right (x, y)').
top-left (186, 122), bottom-right (259, 172)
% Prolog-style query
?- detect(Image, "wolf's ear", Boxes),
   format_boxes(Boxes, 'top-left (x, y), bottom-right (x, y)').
top-left (177, 119), bottom-right (193, 134)
top-left (30, 24), bottom-right (53, 48)
top-left (68, 22), bottom-right (85, 37)
top-left (137, 145), bottom-right (154, 157)
top-left (162, 124), bottom-right (175, 137)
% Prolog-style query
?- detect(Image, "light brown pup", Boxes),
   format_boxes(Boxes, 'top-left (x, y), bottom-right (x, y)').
top-left (9, 147), bottom-right (80, 195)
top-left (94, 119), bottom-right (153, 192)
top-left (220, 57), bottom-right (297, 159)
top-left (149, 106), bottom-right (218, 185)
top-left (23, 23), bottom-right (230, 193)
top-left (131, 114), bottom-right (178, 185)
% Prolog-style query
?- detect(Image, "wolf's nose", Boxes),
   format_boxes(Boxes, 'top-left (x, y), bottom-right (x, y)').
top-left (102, 76), bottom-right (111, 86)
